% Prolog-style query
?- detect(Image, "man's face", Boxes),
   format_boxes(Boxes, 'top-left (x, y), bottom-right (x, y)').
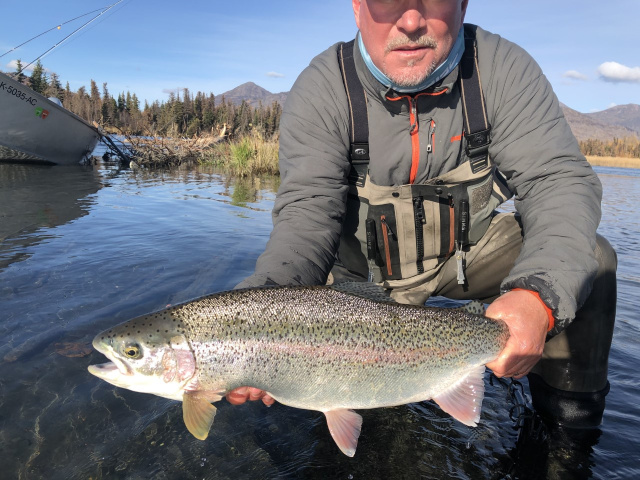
top-left (353, 0), bottom-right (468, 87)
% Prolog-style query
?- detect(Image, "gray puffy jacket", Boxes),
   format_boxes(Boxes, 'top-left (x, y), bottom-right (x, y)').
top-left (237, 24), bottom-right (602, 333)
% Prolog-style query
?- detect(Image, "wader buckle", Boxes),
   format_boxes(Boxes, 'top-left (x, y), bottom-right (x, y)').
top-left (465, 127), bottom-right (491, 158)
top-left (350, 143), bottom-right (370, 161)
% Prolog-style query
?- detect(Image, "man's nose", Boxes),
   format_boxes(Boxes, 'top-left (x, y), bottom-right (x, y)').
top-left (396, 4), bottom-right (427, 34)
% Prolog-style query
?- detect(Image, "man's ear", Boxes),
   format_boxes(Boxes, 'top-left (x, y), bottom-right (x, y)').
top-left (353, 0), bottom-right (361, 30)
top-left (461, 0), bottom-right (469, 24)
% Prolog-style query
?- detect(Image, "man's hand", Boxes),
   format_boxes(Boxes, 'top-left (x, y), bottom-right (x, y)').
top-left (485, 290), bottom-right (549, 379)
top-left (226, 387), bottom-right (275, 406)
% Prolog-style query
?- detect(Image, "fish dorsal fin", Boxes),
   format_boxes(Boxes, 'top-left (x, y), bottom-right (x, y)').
top-left (432, 365), bottom-right (486, 427)
top-left (455, 300), bottom-right (485, 315)
top-left (324, 409), bottom-right (363, 457)
top-left (330, 282), bottom-right (395, 303)
top-left (183, 390), bottom-right (223, 440)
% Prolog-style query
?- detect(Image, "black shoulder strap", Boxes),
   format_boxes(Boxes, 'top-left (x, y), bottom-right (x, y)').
top-left (460, 25), bottom-right (491, 173)
top-left (338, 41), bottom-right (370, 164)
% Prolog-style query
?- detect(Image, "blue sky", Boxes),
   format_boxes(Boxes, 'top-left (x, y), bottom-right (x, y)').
top-left (1, 0), bottom-right (638, 113)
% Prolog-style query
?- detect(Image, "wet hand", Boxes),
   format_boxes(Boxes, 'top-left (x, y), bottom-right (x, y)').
top-left (485, 290), bottom-right (549, 379)
top-left (226, 387), bottom-right (275, 407)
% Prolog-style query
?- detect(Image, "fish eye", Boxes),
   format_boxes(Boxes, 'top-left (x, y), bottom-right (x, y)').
top-left (123, 344), bottom-right (142, 359)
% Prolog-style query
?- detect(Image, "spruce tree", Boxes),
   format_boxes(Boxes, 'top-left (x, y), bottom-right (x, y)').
top-left (14, 59), bottom-right (26, 84)
top-left (29, 60), bottom-right (48, 94)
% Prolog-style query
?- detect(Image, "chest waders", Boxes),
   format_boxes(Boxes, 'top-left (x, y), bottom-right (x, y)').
top-left (335, 27), bottom-right (510, 287)
top-left (333, 27), bottom-right (616, 438)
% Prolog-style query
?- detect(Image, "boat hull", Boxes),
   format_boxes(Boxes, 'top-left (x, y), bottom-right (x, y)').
top-left (0, 72), bottom-right (101, 165)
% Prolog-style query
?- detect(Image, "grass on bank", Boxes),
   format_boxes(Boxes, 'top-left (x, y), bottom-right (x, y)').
top-left (586, 156), bottom-right (640, 169)
top-left (200, 132), bottom-right (279, 176)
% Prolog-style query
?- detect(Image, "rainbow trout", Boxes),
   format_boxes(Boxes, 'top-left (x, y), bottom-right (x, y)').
top-left (88, 283), bottom-right (509, 456)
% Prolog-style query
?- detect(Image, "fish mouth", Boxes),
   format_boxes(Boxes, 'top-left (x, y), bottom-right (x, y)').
top-left (88, 361), bottom-right (121, 380)
top-left (88, 342), bottom-right (133, 380)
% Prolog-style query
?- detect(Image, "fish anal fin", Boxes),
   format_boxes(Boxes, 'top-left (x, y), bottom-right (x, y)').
top-left (183, 390), bottom-right (223, 440)
top-left (324, 409), bottom-right (363, 457)
top-left (432, 365), bottom-right (486, 427)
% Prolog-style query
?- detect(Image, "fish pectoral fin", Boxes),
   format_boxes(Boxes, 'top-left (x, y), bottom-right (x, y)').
top-left (324, 409), bottom-right (363, 457)
top-left (182, 391), bottom-right (222, 440)
top-left (432, 365), bottom-right (486, 427)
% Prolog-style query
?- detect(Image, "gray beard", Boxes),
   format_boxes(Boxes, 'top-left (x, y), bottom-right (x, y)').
top-left (382, 34), bottom-right (439, 87)
top-left (384, 59), bottom-right (438, 87)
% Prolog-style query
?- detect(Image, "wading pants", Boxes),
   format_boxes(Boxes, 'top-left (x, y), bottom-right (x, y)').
top-left (388, 213), bottom-right (617, 428)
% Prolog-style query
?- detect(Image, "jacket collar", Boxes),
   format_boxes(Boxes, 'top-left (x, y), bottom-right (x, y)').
top-left (352, 36), bottom-right (459, 110)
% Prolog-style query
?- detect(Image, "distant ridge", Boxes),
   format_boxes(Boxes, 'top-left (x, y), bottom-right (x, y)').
top-left (217, 81), bottom-right (639, 142)
top-left (585, 104), bottom-right (640, 134)
top-left (561, 103), bottom-right (639, 141)
top-left (219, 82), bottom-right (288, 109)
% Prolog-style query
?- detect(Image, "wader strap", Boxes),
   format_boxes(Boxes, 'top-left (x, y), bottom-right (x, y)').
top-left (461, 25), bottom-right (491, 174)
top-left (338, 41), bottom-right (370, 164)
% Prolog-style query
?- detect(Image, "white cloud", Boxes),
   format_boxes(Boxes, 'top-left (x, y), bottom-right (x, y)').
top-left (266, 71), bottom-right (284, 78)
top-left (597, 61), bottom-right (640, 83)
top-left (5, 59), bottom-right (34, 73)
top-left (562, 70), bottom-right (588, 81)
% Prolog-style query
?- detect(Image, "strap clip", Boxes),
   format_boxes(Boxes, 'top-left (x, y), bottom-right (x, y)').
top-left (465, 127), bottom-right (491, 158)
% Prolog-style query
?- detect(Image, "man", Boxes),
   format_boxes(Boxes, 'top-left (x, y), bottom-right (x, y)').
top-left (230, 0), bottom-right (616, 429)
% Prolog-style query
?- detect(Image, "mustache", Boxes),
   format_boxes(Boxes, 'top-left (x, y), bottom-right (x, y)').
top-left (385, 34), bottom-right (438, 54)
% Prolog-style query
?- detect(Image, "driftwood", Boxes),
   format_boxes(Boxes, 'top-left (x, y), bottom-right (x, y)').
top-left (100, 124), bottom-right (229, 168)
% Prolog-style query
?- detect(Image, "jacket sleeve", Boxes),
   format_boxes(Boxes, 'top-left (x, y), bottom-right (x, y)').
top-left (482, 34), bottom-right (603, 334)
top-left (236, 46), bottom-right (352, 288)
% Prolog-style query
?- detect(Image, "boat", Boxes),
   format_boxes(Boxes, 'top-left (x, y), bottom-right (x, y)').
top-left (0, 71), bottom-right (101, 165)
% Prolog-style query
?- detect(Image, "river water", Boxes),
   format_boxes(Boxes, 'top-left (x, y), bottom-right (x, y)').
top-left (0, 160), bottom-right (637, 479)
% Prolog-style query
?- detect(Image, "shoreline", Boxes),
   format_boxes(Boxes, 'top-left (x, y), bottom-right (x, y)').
top-left (586, 156), bottom-right (640, 169)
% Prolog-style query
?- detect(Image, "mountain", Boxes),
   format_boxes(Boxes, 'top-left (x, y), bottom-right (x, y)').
top-left (586, 104), bottom-right (640, 134)
top-left (218, 82), bottom-right (288, 109)
top-left (560, 103), bottom-right (639, 141)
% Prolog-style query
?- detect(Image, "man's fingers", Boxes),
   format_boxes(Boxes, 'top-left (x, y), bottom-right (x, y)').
top-left (248, 388), bottom-right (264, 400)
top-left (226, 387), bottom-right (275, 406)
top-left (227, 387), bottom-right (250, 405)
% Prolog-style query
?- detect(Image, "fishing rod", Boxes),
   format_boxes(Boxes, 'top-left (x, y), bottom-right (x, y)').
top-left (0, 5), bottom-right (113, 59)
top-left (3, 0), bottom-right (126, 72)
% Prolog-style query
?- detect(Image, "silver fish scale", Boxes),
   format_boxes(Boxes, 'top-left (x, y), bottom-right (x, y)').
top-left (157, 286), bottom-right (508, 411)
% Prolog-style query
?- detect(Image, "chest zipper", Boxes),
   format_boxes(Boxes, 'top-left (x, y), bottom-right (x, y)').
top-left (413, 196), bottom-right (426, 274)
top-left (426, 120), bottom-right (436, 154)
top-left (386, 91), bottom-right (446, 184)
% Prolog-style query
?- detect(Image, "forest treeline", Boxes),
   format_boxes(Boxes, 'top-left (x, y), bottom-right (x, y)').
top-left (6, 60), bottom-right (640, 159)
top-left (579, 136), bottom-right (640, 159)
top-left (8, 60), bottom-right (282, 139)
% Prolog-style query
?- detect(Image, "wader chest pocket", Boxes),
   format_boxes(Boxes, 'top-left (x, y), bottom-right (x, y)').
top-left (368, 204), bottom-right (401, 280)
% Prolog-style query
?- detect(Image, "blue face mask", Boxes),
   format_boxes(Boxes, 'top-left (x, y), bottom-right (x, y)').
top-left (358, 26), bottom-right (465, 94)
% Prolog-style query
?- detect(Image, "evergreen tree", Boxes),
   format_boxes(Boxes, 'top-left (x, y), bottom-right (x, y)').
top-left (90, 80), bottom-right (102, 122)
top-left (14, 59), bottom-right (26, 84)
top-left (44, 72), bottom-right (63, 100)
top-left (63, 82), bottom-right (73, 108)
top-left (29, 60), bottom-right (48, 94)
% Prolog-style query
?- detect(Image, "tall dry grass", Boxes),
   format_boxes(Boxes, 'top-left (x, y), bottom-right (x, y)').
top-left (586, 156), bottom-right (640, 169)
top-left (200, 131), bottom-right (279, 176)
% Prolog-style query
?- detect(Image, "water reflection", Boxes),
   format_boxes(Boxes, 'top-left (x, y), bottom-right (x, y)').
top-left (0, 164), bottom-right (103, 269)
